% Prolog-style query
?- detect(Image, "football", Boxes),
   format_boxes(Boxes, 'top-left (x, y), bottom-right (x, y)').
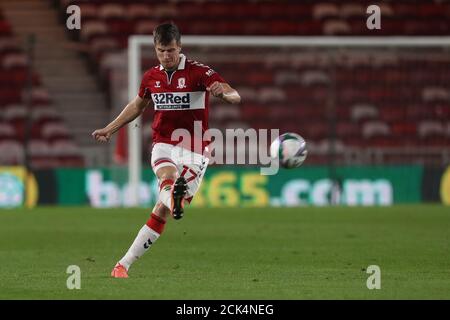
top-left (270, 132), bottom-right (308, 169)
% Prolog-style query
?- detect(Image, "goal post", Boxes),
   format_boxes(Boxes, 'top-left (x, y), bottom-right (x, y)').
top-left (127, 36), bottom-right (450, 207)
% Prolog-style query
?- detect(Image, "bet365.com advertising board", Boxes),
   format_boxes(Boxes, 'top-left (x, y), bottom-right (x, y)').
top-left (2, 165), bottom-right (447, 208)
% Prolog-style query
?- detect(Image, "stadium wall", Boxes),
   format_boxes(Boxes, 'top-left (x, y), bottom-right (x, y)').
top-left (0, 165), bottom-right (449, 208)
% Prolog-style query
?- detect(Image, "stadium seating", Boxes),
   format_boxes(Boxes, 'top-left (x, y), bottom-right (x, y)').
top-left (0, 8), bottom-right (84, 168)
top-left (204, 47), bottom-right (449, 164)
top-left (3, 1), bottom-right (450, 167)
top-left (55, 0), bottom-right (450, 69)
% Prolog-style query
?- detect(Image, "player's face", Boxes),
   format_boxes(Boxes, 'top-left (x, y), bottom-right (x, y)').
top-left (155, 40), bottom-right (181, 71)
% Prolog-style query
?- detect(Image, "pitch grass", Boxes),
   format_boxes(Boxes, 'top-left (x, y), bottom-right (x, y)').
top-left (0, 205), bottom-right (449, 300)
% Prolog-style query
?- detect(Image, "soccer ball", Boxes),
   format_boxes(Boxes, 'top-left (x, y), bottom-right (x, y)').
top-left (270, 132), bottom-right (307, 169)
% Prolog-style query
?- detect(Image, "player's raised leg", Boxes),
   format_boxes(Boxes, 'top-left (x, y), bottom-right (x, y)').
top-left (151, 143), bottom-right (188, 219)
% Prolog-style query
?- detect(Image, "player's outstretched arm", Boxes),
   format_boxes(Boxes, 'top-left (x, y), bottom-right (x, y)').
top-left (207, 81), bottom-right (241, 104)
top-left (92, 95), bottom-right (150, 143)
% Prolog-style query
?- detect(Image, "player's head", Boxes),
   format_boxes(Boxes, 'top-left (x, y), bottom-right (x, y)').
top-left (153, 22), bottom-right (182, 71)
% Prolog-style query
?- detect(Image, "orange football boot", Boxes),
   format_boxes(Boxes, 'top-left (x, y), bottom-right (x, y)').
top-left (111, 263), bottom-right (128, 278)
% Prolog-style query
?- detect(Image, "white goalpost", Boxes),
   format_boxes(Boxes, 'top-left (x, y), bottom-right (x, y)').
top-left (127, 35), bottom-right (450, 207)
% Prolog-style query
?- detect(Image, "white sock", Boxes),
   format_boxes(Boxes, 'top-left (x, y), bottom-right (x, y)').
top-left (159, 179), bottom-right (173, 210)
top-left (118, 225), bottom-right (160, 271)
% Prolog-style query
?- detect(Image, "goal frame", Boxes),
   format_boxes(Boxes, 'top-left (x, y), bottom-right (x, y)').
top-left (127, 35), bottom-right (450, 206)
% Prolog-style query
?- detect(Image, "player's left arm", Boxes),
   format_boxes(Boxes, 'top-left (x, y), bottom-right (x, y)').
top-left (207, 81), bottom-right (241, 104)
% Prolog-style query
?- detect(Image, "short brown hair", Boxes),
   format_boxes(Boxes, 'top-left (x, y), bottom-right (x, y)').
top-left (153, 22), bottom-right (181, 45)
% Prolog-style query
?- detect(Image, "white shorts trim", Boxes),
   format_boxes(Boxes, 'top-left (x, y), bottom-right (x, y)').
top-left (151, 157), bottom-right (177, 173)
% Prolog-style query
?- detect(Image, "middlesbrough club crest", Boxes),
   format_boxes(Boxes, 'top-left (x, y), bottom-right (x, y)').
top-left (177, 77), bottom-right (186, 89)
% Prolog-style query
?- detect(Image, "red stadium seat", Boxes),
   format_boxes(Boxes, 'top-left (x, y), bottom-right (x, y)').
top-left (97, 3), bottom-right (126, 20)
top-left (0, 140), bottom-right (23, 164)
top-left (127, 4), bottom-right (152, 20)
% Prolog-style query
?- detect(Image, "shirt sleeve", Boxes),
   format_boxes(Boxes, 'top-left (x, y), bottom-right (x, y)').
top-left (138, 71), bottom-right (152, 99)
top-left (199, 66), bottom-right (225, 89)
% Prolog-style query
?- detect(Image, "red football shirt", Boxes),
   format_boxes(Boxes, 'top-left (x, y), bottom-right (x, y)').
top-left (138, 54), bottom-right (225, 153)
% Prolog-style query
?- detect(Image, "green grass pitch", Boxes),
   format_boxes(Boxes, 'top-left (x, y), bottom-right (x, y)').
top-left (0, 205), bottom-right (449, 299)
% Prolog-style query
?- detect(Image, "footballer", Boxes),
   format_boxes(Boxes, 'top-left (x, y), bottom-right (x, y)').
top-left (92, 22), bottom-right (241, 278)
